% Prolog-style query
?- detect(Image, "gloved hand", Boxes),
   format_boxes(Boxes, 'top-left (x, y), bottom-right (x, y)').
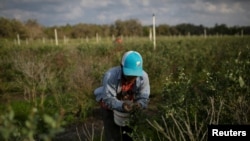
top-left (122, 101), bottom-right (133, 112)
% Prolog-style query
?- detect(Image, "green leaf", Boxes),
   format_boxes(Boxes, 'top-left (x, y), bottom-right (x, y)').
top-left (43, 114), bottom-right (56, 128)
top-left (239, 76), bottom-right (245, 88)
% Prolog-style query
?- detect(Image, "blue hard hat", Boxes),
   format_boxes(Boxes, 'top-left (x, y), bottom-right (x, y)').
top-left (121, 51), bottom-right (143, 76)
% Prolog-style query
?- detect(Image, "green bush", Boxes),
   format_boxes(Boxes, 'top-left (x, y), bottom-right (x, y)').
top-left (0, 36), bottom-right (249, 140)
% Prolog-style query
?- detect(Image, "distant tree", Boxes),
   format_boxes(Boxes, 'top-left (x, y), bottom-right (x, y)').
top-left (58, 24), bottom-right (72, 39)
top-left (113, 19), bottom-right (142, 37)
top-left (209, 23), bottom-right (229, 35)
top-left (71, 23), bottom-right (87, 38)
top-left (157, 24), bottom-right (171, 36)
top-left (24, 19), bottom-right (45, 39)
top-left (101, 24), bottom-right (111, 37)
top-left (13, 19), bottom-right (28, 39)
top-left (142, 26), bottom-right (150, 37)
top-left (168, 26), bottom-right (179, 35)
top-left (0, 17), bottom-right (13, 38)
top-left (241, 26), bottom-right (250, 35)
top-left (110, 24), bottom-right (116, 36)
top-left (43, 26), bottom-right (55, 39)
top-left (175, 23), bottom-right (205, 36)
top-left (125, 19), bottom-right (143, 36)
top-left (0, 17), bottom-right (27, 39)
top-left (114, 19), bottom-right (126, 36)
top-left (1, 17), bottom-right (250, 39)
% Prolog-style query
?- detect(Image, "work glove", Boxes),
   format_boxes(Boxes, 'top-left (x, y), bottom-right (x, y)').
top-left (122, 101), bottom-right (133, 112)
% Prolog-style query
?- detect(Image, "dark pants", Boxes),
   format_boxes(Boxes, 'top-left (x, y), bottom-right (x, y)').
top-left (101, 108), bottom-right (133, 141)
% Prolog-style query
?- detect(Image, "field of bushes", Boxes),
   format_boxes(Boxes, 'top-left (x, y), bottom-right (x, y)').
top-left (0, 36), bottom-right (249, 141)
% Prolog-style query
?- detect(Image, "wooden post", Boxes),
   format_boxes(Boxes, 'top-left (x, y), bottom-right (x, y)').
top-left (241, 30), bottom-right (244, 37)
top-left (54, 29), bottom-right (58, 46)
top-left (149, 28), bottom-right (152, 41)
top-left (204, 29), bottom-right (207, 38)
top-left (64, 35), bottom-right (67, 44)
top-left (42, 37), bottom-right (45, 44)
top-left (17, 34), bottom-right (20, 45)
top-left (26, 38), bottom-right (28, 45)
top-left (96, 33), bottom-right (99, 43)
top-left (152, 14), bottom-right (156, 50)
top-left (86, 36), bottom-right (89, 43)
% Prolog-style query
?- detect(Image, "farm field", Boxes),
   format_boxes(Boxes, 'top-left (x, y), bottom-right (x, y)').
top-left (0, 36), bottom-right (249, 141)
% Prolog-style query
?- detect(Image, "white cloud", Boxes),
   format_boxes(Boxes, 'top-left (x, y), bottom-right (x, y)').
top-left (141, 0), bottom-right (150, 7)
top-left (120, 0), bottom-right (132, 7)
top-left (64, 6), bottom-right (83, 20)
top-left (80, 0), bottom-right (113, 8)
top-left (191, 1), bottom-right (245, 15)
top-left (0, 0), bottom-right (249, 26)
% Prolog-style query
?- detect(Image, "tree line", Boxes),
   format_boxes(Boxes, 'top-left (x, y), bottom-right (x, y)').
top-left (0, 17), bottom-right (250, 40)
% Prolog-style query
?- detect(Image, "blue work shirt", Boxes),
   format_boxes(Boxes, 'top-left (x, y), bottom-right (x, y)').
top-left (94, 66), bottom-right (150, 112)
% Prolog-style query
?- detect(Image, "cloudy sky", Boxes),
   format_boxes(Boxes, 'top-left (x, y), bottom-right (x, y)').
top-left (1, 0), bottom-right (250, 27)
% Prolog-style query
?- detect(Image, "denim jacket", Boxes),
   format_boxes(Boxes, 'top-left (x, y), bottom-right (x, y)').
top-left (94, 66), bottom-right (150, 112)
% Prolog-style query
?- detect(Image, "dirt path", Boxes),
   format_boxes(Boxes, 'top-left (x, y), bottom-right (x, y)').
top-left (53, 108), bottom-right (104, 141)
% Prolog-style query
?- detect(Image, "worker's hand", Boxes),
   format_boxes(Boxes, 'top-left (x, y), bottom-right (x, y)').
top-left (122, 94), bottom-right (130, 100)
top-left (133, 102), bottom-right (142, 111)
top-left (122, 101), bottom-right (133, 112)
